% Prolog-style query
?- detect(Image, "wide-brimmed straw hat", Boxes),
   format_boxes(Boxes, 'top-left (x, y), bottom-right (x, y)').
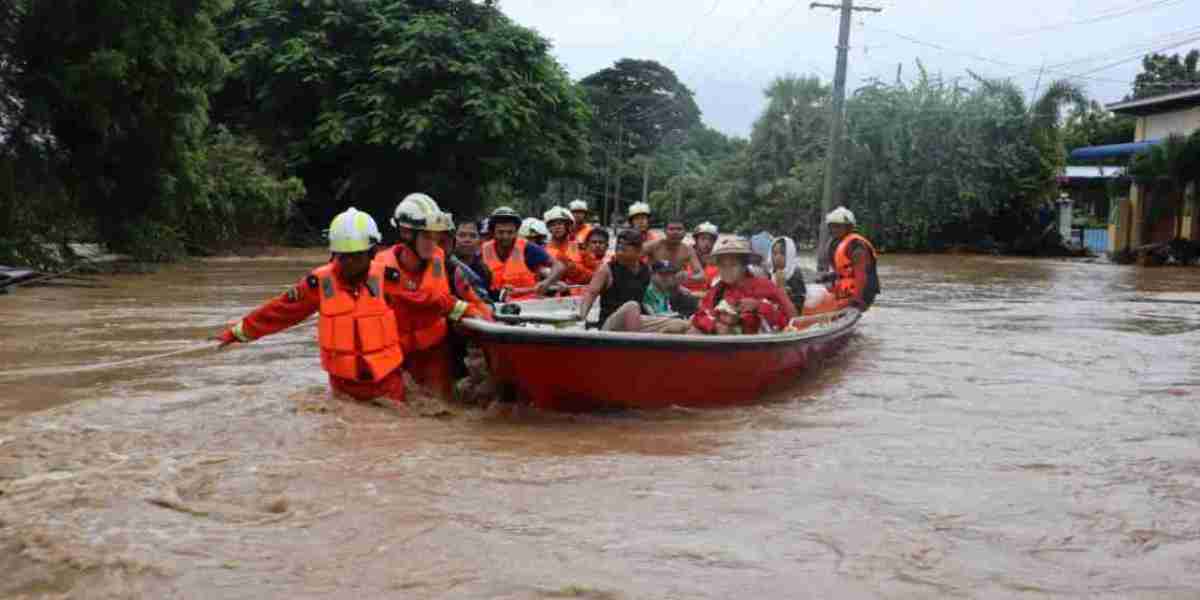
top-left (709, 236), bottom-right (755, 258)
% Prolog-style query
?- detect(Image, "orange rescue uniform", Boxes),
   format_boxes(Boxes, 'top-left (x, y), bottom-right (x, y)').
top-left (230, 260), bottom-right (408, 406)
top-left (832, 233), bottom-right (878, 308)
top-left (573, 223), bottom-right (594, 248)
top-left (482, 238), bottom-right (539, 299)
top-left (683, 260), bottom-right (719, 294)
top-left (546, 238), bottom-right (590, 285)
top-left (375, 244), bottom-right (469, 401)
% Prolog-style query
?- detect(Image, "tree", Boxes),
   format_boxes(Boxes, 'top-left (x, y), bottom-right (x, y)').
top-left (580, 59), bottom-right (702, 156)
top-left (1131, 50), bottom-right (1200, 100)
top-left (1128, 131), bottom-right (1200, 238)
top-left (1063, 101), bottom-right (1136, 154)
top-left (216, 0), bottom-right (591, 225)
top-left (11, 0), bottom-right (231, 257)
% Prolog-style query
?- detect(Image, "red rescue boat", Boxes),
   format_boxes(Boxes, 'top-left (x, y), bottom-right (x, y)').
top-left (462, 300), bottom-right (860, 412)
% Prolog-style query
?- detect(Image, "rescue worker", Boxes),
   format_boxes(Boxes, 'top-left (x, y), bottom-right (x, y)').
top-left (377, 193), bottom-right (482, 401)
top-left (569, 199), bottom-right (594, 248)
top-left (214, 208), bottom-right (409, 407)
top-left (643, 218), bottom-right (704, 287)
top-left (482, 206), bottom-right (564, 300)
top-left (627, 202), bottom-right (662, 244)
top-left (577, 230), bottom-right (689, 333)
top-left (813, 206), bottom-right (880, 311)
top-left (519, 217), bottom-right (550, 247)
top-left (690, 237), bottom-right (798, 335)
top-left (683, 221), bottom-right (720, 295)
top-left (543, 206), bottom-right (589, 285)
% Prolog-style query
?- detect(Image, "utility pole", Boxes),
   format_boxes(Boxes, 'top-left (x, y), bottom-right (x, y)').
top-left (641, 157), bottom-right (650, 206)
top-left (811, 0), bottom-right (881, 269)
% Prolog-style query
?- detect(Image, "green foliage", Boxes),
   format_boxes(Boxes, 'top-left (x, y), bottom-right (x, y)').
top-left (11, 0), bottom-right (232, 259)
top-left (183, 127), bottom-right (306, 253)
top-left (1128, 131), bottom-right (1200, 190)
top-left (1062, 101), bottom-right (1136, 157)
top-left (218, 0), bottom-right (590, 224)
top-left (1131, 50), bottom-right (1200, 100)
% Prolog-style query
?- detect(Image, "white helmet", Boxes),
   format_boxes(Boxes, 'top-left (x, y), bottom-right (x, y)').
top-left (391, 192), bottom-right (442, 230)
top-left (429, 211), bottom-right (454, 232)
top-left (568, 199), bottom-right (588, 212)
top-left (825, 206), bottom-right (856, 226)
top-left (519, 218), bottom-right (549, 240)
top-left (543, 206), bottom-right (575, 225)
top-left (694, 222), bottom-right (719, 238)
top-left (627, 202), bottom-right (651, 218)
top-left (328, 207), bottom-right (382, 254)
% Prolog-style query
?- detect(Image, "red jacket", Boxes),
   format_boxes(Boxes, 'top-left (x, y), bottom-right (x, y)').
top-left (691, 275), bottom-right (798, 334)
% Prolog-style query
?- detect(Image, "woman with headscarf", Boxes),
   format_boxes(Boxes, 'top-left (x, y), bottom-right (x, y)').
top-left (770, 236), bottom-right (806, 311)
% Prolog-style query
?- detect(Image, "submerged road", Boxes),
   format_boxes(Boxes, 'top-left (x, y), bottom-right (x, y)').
top-left (1, 250), bottom-right (1198, 598)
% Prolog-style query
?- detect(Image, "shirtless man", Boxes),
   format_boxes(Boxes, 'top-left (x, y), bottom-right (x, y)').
top-left (643, 218), bottom-right (704, 289)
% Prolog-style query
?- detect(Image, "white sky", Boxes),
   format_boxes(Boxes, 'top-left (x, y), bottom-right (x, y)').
top-left (499, 0), bottom-right (1200, 137)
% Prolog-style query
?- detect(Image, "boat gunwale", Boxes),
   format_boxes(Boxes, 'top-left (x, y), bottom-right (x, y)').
top-left (462, 308), bottom-right (861, 351)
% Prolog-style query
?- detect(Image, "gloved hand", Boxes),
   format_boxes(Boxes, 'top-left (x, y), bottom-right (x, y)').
top-left (214, 328), bottom-right (239, 348)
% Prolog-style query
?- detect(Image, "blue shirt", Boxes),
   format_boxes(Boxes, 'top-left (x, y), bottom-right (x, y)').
top-left (524, 243), bottom-right (553, 270)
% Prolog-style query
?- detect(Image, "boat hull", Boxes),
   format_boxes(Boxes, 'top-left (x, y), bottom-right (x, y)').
top-left (464, 309), bottom-right (860, 412)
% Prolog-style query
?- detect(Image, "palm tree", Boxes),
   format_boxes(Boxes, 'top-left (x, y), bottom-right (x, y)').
top-left (1128, 131), bottom-right (1200, 240)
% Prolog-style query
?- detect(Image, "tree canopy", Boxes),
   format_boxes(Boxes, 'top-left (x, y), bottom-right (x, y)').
top-left (1132, 50), bottom-right (1200, 99)
top-left (216, 0), bottom-right (591, 226)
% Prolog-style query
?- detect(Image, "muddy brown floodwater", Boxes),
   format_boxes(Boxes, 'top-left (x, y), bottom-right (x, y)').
top-left (2, 250), bottom-right (1199, 599)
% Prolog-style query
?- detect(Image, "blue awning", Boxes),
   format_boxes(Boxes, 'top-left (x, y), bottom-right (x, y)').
top-left (1068, 139), bottom-right (1159, 161)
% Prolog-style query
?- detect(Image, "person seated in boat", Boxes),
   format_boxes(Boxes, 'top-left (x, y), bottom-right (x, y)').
top-left (482, 207), bottom-right (564, 300)
top-left (748, 232), bottom-right (774, 278)
top-left (519, 217), bottom-right (549, 247)
top-left (578, 230), bottom-right (690, 334)
top-left (643, 219), bottom-right (705, 287)
top-left (214, 208), bottom-right (436, 409)
top-left (543, 206), bottom-right (591, 286)
top-left (568, 199), bottom-right (594, 249)
top-left (627, 201), bottom-right (662, 244)
top-left (577, 227), bottom-right (612, 284)
top-left (689, 237), bottom-right (798, 335)
top-left (810, 206), bottom-right (879, 312)
top-left (682, 221), bottom-right (720, 296)
top-left (643, 260), bottom-right (699, 319)
top-left (770, 236), bottom-right (806, 311)
top-left (447, 218), bottom-right (496, 303)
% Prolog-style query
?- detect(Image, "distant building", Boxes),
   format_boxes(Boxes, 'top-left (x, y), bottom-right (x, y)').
top-left (1068, 88), bottom-right (1200, 254)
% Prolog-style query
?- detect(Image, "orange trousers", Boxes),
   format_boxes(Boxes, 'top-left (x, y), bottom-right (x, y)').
top-left (329, 370), bottom-right (407, 407)
top-left (404, 342), bottom-right (454, 402)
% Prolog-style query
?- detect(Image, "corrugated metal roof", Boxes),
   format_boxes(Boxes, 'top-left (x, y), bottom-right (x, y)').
top-left (1107, 88), bottom-right (1200, 115)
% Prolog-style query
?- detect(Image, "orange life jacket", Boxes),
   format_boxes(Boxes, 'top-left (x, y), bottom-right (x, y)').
top-left (573, 224), bottom-right (594, 247)
top-left (683, 260), bottom-right (719, 293)
top-left (314, 262), bottom-right (404, 382)
top-left (375, 246), bottom-right (453, 352)
top-left (547, 238), bottom-right (590, 285)
top-left (482, 238), bottom-right (538, 296)
top-left (833, 233), bottom-right (878, 304)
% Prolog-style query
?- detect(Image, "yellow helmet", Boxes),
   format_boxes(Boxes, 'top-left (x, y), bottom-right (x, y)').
top-left (627, 202), bottom-right (651, 218)
top-left (542, 206), bottom-right (574, 225)
top-left (328, 207), bottom-right (382, 254)
top-left (391, 192), bottom-right (442, 230)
